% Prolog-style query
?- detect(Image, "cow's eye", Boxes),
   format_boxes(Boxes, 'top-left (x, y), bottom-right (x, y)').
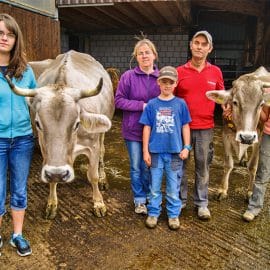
top-left (35, 120), bottom-right (42, 130)
top-left (233, 101), bottom-right (238, 106)
top-left (74, 121), bottom-right (80, 131)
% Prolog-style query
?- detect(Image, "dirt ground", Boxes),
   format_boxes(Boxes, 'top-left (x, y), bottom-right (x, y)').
top-left (1, 114), bottom-right (270, 270)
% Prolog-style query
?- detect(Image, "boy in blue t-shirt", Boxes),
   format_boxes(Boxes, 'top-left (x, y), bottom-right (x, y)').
top-left (140, 66), bottom-right (191, 230)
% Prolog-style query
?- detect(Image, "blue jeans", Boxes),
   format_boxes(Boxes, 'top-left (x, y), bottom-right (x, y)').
top-left (0, 134), bottom-right (34, 216)
top-left (148, 153), bottom-right (183, 218)
top-left (125, 140), bottom-right (150, 205)
top-left (180, 129), bottom-right (213, 207)
top-left (247, 133), bottom-right (270, 215)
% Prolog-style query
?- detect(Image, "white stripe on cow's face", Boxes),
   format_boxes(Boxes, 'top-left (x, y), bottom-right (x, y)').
top-left (41, 164), bottom-right (74, 183)
top-left (244, 111), bottom-right (254, 131)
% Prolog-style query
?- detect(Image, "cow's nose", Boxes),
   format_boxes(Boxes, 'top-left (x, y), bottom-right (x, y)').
top-left (239, 134), bottom-right (256, 145)
top-left (44, 170), bottom-right (70, 182)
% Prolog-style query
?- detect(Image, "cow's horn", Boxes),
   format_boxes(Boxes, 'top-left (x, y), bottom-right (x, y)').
top-left (80, 78), bottom-right (103, 98)
top-left (5, 75), bottom-right (37, 97)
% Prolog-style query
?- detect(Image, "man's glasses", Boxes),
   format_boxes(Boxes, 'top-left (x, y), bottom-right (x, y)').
top-left (0, 30), bottom-right (16, 40)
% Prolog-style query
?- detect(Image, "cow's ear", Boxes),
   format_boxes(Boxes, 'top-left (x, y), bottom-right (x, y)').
top-left (80, 111), bottom-right (111, 133)
top-left (206, 90), bottom-right (230, 104)
top-left (263, 93), bottom-right (270, 107)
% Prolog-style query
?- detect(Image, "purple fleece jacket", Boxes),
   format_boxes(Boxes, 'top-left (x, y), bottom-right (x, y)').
top-left (115, 65), bottom-right (160, 141)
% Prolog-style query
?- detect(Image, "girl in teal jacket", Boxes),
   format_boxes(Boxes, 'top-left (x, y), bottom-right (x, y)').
top-left (0, 13), bottom-right (36, 257)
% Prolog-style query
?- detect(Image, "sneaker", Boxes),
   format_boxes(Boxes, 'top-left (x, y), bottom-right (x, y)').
top-left (135, 203), bottom-right (147, 215)
top-left (242, 211), bottom-right (256, 222)
top-left (145, 216), bottom-right (158, 229)
top-left (168, 217), bottom-right (180, 230)
top-left (198, 206), bottom-right (211, 220)
top-left (0, 236), bottom-right (3, 248)
top-left (10, 234), bottom-right (32, 256)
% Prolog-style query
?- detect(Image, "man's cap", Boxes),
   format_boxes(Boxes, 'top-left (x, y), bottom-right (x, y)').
top-left (158, 66), bottom-right (178, 82)
top-left (192, 30), bottom-right (213, 47)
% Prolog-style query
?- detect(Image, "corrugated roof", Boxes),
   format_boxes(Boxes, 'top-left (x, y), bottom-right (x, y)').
top-left (57, 0), bottom-right (159, 6)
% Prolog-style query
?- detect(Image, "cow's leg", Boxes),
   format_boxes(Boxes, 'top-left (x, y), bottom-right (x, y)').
top-left (218, 136), bottom-right (234, 200)
top-left (246, 143), bottom-right (260, 200)
top-left (45, 182), bottom-right (58, 219)
top-left (88, 155), bottom-right (107, 217)
top-left (98, 133), bottom-right (109, 191)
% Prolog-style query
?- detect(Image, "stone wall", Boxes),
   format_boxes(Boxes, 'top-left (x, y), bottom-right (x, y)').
top-left (61, 30), bottom-right (189, 73)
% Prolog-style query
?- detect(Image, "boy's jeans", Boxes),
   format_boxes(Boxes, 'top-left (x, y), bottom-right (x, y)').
top-left (0, 134), bottom-right (34, 216)
top-left (247, 133), bottom-right (270, 215)
top-left (148, 153), bottom-right (183, 218)
top-left (125, 140), bottom-right (150, 205)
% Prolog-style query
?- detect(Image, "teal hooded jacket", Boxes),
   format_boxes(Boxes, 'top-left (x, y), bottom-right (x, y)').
top-left (0, 66), bottom-right (36, 138)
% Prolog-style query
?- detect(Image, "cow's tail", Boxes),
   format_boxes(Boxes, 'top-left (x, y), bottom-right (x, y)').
top-left (106, 67), bottom-right (120, 95)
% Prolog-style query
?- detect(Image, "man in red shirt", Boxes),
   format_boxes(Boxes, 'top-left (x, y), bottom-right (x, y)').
top-left (175, 30), bottom-right (224, 220)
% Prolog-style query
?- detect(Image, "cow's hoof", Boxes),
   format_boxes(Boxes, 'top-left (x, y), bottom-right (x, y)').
top-left (45, 204), bottom-right (57, 219)
top-left (246, 191), bottom-right (252, 202)
top-left (98, 181), bottom-right (109, 191)
top-left (217, 192), bottom-right (227, 201)
top-left (93, 203), bottom-right (107, 217)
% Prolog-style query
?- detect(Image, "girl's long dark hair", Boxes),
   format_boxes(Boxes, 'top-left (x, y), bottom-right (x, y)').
top-left (0, 13), bottom-right (27, 79)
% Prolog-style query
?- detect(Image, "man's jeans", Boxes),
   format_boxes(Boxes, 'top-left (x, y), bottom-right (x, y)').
top-left (125, 140), bottom-right (150, 205)
top-left (148, 153), bottom-right (183, 218)
top-left (247, 133), bottom-right (270, 215)
top-left (0, 134), bottom-right (34, 216)
top-left (180, 129), bottom-right (213, 207)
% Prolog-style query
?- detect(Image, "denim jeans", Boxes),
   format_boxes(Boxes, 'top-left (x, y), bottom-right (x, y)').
top-left (148, 153), bottom-right (183, 218)
top-left (125, 140), bottom-right (150, 205)
top-left (0, 134), bottom-right (34, 216)
top-left (247, 133), bottom-right (270, 215)
top-left (180, 129), bottom-right (213, 207)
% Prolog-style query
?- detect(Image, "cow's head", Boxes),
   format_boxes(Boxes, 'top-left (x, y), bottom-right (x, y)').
top-left (206, 67), bottom-right (270, 145)
top-left (6, 76), bottom-right (111, 183)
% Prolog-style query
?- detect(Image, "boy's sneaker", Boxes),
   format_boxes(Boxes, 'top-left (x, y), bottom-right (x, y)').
top-left (10, 234), bottom-right (32, 256)
top-left (145, 216), bottom-right (158, 229)
top-left (168, 217), bottom-right (180, 230)
top-left (242, 210), bottom-right (256, 222)
top-left (198, 206), bottom-right (211, 220)
top-left (0, 236), bottom-right (3, 248)
top-left (135, 203), bottom-right (147, 215)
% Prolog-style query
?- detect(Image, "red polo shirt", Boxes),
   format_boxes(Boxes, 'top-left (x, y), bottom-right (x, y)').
top-left (175, 61), bottom-right (224, 129)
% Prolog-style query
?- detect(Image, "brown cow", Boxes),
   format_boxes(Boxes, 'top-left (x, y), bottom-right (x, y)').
top-left (6, 50), bottom-right (114, 219)
top-left (206, 67), bottom-right (270, 200)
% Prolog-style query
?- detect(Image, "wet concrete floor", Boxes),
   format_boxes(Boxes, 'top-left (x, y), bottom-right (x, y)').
top-left (1, 113), bottom-right (270, 270)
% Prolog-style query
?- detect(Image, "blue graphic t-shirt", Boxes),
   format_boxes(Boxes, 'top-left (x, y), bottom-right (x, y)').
top-left (139, 96), bottom-right (191, 153)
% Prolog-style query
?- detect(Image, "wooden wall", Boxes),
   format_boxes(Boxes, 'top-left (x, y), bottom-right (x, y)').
top-left (0, 3), bottom-right (60, 61)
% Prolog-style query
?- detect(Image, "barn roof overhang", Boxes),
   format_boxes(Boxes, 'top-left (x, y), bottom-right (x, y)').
top-left (56, 0), bottom-right (267, 34)
top-left (57, 0), bottom-right (192, 34)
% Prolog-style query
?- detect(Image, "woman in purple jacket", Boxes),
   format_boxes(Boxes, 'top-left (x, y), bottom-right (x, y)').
top-left (115, 38), bottom-right (160, 214)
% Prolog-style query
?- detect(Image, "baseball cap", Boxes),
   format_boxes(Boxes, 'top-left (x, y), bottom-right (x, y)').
top-left (192, 30), bottom-right (213, 47)
top-left (158, 66), bottom-right (178, 82)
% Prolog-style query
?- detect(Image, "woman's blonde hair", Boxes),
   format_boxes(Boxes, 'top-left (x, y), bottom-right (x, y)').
top-left (129, 34), bottom-right (158, 69)
top-left (0, 13), bottom-right (27, 79)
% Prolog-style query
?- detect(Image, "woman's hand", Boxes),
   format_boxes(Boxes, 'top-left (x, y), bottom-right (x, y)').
top-left (143, 151), bottom-right (151, 167)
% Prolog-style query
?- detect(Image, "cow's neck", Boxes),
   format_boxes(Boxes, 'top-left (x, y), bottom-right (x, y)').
top-left (191, 59), bottom-right (205, 72)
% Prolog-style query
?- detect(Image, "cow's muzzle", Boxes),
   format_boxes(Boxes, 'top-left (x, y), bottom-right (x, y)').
top-left (41, 165), bottom-right (74, 183)
top-left (237, 132), bottom-right (257, 145)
